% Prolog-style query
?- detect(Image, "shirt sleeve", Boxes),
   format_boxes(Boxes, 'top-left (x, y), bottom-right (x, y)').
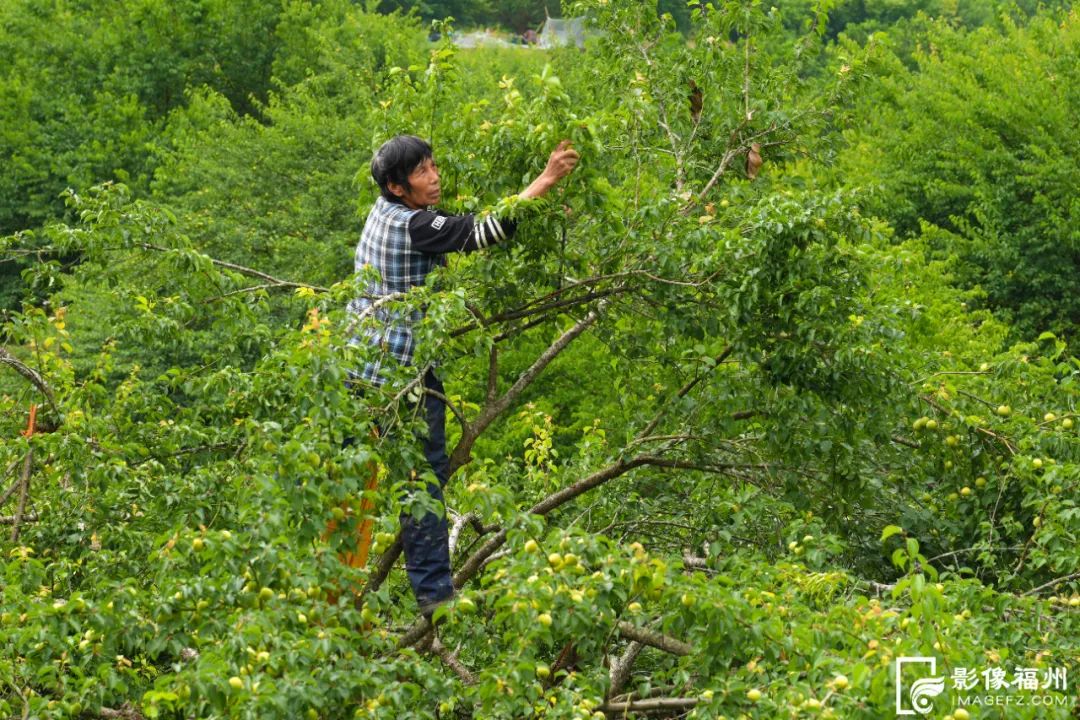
top-left (407, 209), bottom-right (518, 255)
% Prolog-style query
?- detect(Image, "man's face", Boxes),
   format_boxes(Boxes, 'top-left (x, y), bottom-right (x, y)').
top-left (390, 156), bottom-right (441, 209)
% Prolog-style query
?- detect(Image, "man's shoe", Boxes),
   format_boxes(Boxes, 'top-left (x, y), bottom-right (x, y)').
top-left (418, 591), bottom-right (456, 626)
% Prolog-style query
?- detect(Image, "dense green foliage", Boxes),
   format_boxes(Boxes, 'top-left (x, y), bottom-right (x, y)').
top-left (838, 13), bottom-right (1080, 342)
top-left (1, 1), bottom-right (1077, 719)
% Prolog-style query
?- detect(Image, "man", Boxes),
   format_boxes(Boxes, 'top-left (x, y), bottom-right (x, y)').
top-left (347, 134), bottom-right (579, 618)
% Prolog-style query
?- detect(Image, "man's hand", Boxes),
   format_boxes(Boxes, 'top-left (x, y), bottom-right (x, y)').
top-left (521, 140), bottom-right (580, 200)
top-left (543, 140), bottom-right (579, 182)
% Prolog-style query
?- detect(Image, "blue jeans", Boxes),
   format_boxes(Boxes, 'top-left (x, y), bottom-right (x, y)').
top-left (400, 368), bottom-right (455, 612)
top-left (349, 368), bottom-right (454, 613)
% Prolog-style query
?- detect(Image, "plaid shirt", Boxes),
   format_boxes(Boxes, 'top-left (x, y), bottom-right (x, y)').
top-left (347, 195), bottom-right (517, 385)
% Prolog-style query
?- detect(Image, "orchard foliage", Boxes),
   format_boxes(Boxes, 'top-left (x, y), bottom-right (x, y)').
top-left (1, 1), bottom-right (1078, 719)
top-left (839, 11), bottom-right (1080, 343)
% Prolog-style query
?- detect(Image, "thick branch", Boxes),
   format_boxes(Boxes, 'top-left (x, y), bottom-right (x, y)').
top-left (357, 537), bottom-right (403, 604)
top-left (398, 615), bottom-right (434, 648)
top-left (449, 303), bottom-right (604, 473)
top-left (452, 451), bottom-right (690, 592)
top-left (451, 529), bottom-right (510, 591)
top-left (430, 636), bottom-right (477, 685)
top-left (448, 511), bottom-right (481, 556)
top-left (100, 704), bottom-right (144, 720)
top-left (399, 450), bottom-right (693, 648)
top-left (890, 434), bottom-right (920, 449)
top-left (600, 697), bottom-right (699, 714)
top-left (528, 456), bottom-right (654, 518)
top-left (0, 348), bottom-right (59, 417)
top-left (617, 621), bottom-right (693, 656)
top-left (369, 295), bottom-right (593, 598)
top-left (608, 640), bottom-right (644, 699)
top-left (0, 512), bottom-right (38, 525)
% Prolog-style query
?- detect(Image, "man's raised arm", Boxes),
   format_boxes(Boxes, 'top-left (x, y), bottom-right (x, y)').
top-left (408, 140), bottom-right (580, 255)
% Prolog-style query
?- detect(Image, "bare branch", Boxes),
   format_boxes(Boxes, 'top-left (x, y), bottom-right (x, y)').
top-left (398, 614), bottom-right (434, 648)
top-left (0, 512), bottom-right (38, 525)
top-left (11, 449), bottom-right (32, 543)
top-left (450, 529), bottom-right (510, 594)
top-left (100, 703), bottom-right (145, 720)
top-left (397, 445), bottom-right (710, 648)
top-left (926, 545), bottom-right (1023, 565)
top-left (139, 243), bottom-right (328, 293)
top-left (357, 537), bottom-right (403, 604)
top-left (431, 636), bottom-right (477, 685)
top-left (890, 434), bottom-right (920, 449)
top-left (0, 348), bottom-right (58, 417)
top-left (480, 547), bottom-right (511, 568)
top-left (855, 579), bottom-right (896, 596)
top-left (486, 345), bottom-right (498, 404)
top-left (908, 370), bottom-right (990, 386)
top-left (449, 302), bottom-right (605, 472)
top-left (342, 292), bottom-right (409, 340)
top-left (448, 511), bottom-right (480, 556)
top-left (450, 287), bottom-right (621, 339)
top-left (446, 454), bottom-right (658, 598)
top-left (683, 553), bottom-right (711, 571)
top-left (635, 345), bottom-right (733, 442)
top-left (527, 455), bottom-right (654, 518)
top-left (600, 697), bottom-right (699, 714)
top-left (743, 26), bottom-right (752, 121)
top-left (637, 44), bottom-right (685, 193)
top-left (1023, 571), bottom-right (1080, 597)
top-left (683, 122), bottom-right (787, 215)
top-left (608, 641), bottom-right (644, 700)
top-left (423, 387), bottom-right (468, 432)
top-left (0, 463), bottom-right (25, 507)
top-left (617, 621), bottom-right (693, 656)
top-left (634, 456), bottom-right (770, 475)
top-left (98, 701), bottom-right (143, 720)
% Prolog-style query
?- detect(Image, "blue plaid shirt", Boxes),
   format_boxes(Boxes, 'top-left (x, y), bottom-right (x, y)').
top-left (347, 195), bottom-right (517, 385)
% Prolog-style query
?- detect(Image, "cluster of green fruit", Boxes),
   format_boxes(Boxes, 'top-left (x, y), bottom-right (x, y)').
top-left (787, 534), bottom-right (816, 556)
top-left (1043, 412), bottom-right (1075, 430)
top-left (911, 416), bottom-right (941, 431)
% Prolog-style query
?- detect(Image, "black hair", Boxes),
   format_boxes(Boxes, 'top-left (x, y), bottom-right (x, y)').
top-left (371, 134), bottom-right (433, 203)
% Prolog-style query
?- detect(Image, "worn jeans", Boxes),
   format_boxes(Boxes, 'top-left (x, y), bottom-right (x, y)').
top-left (350, 367), bottom-right (454, 613)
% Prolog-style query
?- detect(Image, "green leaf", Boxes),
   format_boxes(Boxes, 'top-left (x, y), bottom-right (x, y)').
top-left (880, 525), bottom-right (903, 543)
